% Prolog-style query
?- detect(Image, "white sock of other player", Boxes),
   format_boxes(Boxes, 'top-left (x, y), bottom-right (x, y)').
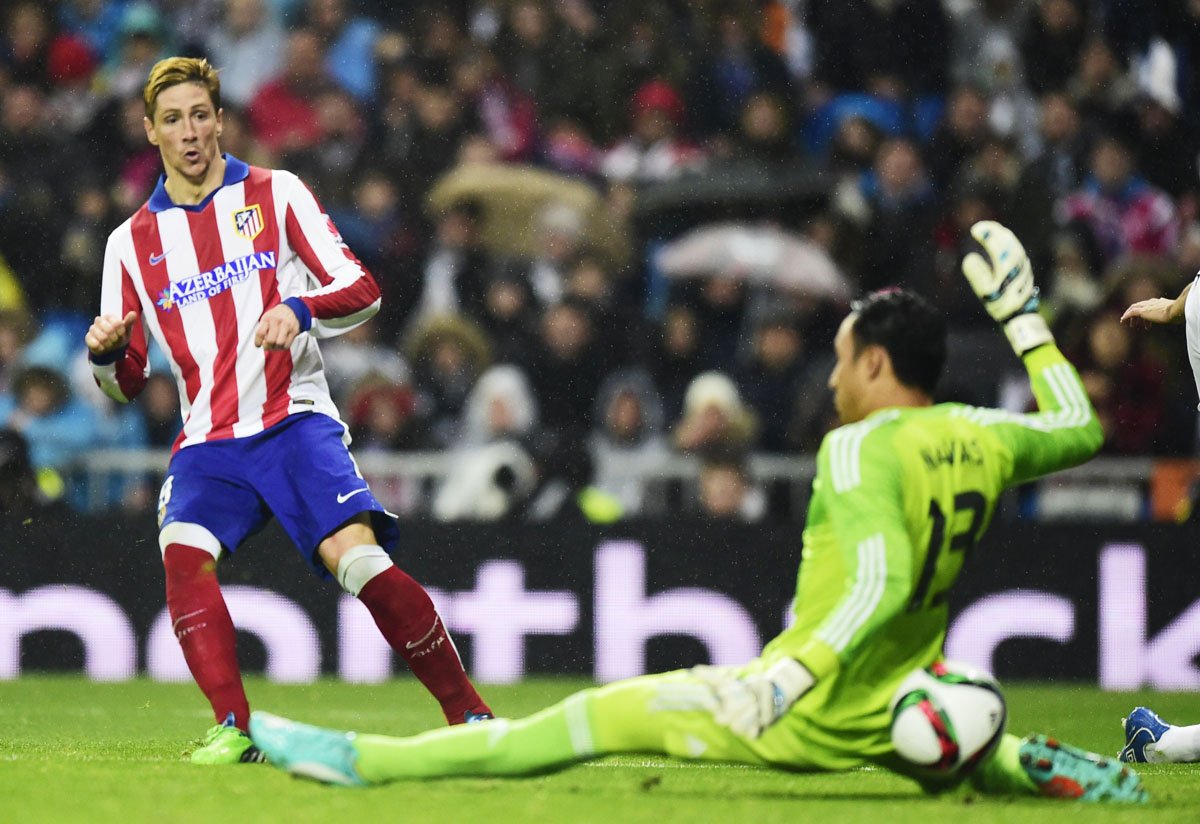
top-left (1154, 724), bottom-right (1200, 763)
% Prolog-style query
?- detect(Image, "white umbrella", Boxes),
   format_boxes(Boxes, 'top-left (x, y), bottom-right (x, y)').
top-left (658, 224), bottom-right (849, 300)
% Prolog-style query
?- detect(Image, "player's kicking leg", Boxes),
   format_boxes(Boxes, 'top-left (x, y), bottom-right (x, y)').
top-left (1121, 706), bottom-right (1200, 763)
top-left (967, 733), bottom-right (1146, 803)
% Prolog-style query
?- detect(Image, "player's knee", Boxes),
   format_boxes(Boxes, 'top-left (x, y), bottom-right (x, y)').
top-left (335, 544), bottom-right (393, 596)
top-left (159, 522), bottom-right (221, 560)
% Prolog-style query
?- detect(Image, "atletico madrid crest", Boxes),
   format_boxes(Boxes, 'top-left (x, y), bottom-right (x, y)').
top-left (232, 204), bottom-right (264, 241)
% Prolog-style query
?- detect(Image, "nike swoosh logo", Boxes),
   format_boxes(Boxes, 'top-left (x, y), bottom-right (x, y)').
top-left (336, 488), bottom-right (369, 504)
top-left (149, 250), bottom-right (169, 266)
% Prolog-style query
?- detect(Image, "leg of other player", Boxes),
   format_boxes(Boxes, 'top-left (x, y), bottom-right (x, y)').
top-left (318, 514), bottom-right (492, 724)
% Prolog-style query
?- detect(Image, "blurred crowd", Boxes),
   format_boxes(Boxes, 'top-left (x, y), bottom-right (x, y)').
top-left (2, 0), bottom-right (1200, 521)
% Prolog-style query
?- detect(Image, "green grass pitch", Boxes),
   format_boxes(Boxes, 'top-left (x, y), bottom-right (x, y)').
top-left (2, 676), bottom-right (1198, 823)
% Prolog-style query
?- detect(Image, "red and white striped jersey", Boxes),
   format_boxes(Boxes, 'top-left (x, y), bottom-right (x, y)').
top-left (91, 155), bottom-right (382, 451)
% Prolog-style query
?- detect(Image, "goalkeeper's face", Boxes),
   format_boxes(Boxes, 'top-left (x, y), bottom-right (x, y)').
top-left (829, 313), bottom-right (873, 425)
top-left (144, 81), bottom-right (223, 186)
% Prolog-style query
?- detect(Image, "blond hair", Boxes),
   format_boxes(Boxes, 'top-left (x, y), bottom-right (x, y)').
top-left (143, 57), bottom-right (221, 121)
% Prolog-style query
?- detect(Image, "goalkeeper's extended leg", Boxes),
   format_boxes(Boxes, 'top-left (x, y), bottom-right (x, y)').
top-left (969, 733), bottom-right (1146, 803)
top-left (251, 670), bottom-right (768, 785)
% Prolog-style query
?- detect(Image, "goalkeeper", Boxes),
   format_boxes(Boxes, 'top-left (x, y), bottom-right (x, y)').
top-left (251, 222), bottom-right (1145, 803)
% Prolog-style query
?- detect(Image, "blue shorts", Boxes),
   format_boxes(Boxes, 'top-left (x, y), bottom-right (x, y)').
top-left (158, 412), bottom-right (399, 578)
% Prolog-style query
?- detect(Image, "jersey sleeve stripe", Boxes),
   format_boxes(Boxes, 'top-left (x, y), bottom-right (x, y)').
top-left (815, 533), bottom-right (887, 652)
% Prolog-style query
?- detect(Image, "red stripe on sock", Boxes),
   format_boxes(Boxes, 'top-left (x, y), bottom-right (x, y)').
top-left (163, 544), bottom-right (249, 731)
top-left (357, 566), bottom-right (490, 724)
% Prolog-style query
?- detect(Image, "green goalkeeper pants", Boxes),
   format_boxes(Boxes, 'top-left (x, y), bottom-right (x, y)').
top-left (351, 669), bottom-right (1035, 796)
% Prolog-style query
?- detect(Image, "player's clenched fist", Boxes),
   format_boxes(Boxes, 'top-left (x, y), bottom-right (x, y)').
top-left (255, 303), bottom-right (301, 350)
top-left (85, 311), bottom-right (139, 356)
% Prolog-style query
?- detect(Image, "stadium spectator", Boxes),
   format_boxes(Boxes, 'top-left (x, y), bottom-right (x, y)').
top-left (433, 364), bottom-right (540, 521)
top-left (478, 263), bottom-right (539, 367)
top-left (493, 0), bottom-right (596, 127)
top-left (1073, 309), bottom-right (1166, 455)
top-left (407, 313), bottom-right (493, 449)
top-left (528, 297), bottom-right (607, 440)
top-left (0, 427), bottom-right (53, 514)
top-left (601, 79), bottom-right (706, 185)
top-left (1012, 92), bottom-right (1088, 270)
top-left (926, 85), bottom-right (993, 191)
top-left (57, 0), bottom-right (129, 64)
top-left (0, 365), bottom-right (101, 478)
top-left (1068, 36), bottom-right (1138, 128)
top-left (450, 46), bottom-right (538, 163)
top-left (698, 451), bottom-right (765, 522)
top-left (688, 7), bottom-right (794, 137)
top-left (84, 57), bottom-right (492, 766)
top-left (320, 320), bottom-right (410, 409)
top-left (246, 27), bottom-right (330, 154)
top-left (346, 377), bottom-right (423, 453)
top-left (44, 34), bottom-right (102, 136)
top-left (204, 0), bottom-right (285, 108)
top-left (96, 3), bottom-right (171, 101)
top-left (806, 0), bottom-right (949, 98)
top-left (414, 201), bottom-right (492, 326)
top-left (672, 371), bottom-right (758, 458)
top-left (136, 371), bottom-right (181, 448)
top-left (587, 367), bottom-right (668, 517)
top-left (1059, 134), bottom-right (1179, 266)
top-left (512, 201), bottom-right (589, 307)
top-left (650, 303), bottom-right (709, 422)
top-left (856, 138), bottom-right (938, 295)
top-left (735, 310), bottom-right (812, 453)
top-left (0, 309), bottom-right (34, 394)
top-left (1020, 0), bottom-right (1085, 96)
top-left (305, 0), bottom-right (381, 103)
top-left (3, 2), bottom-right (53, 87)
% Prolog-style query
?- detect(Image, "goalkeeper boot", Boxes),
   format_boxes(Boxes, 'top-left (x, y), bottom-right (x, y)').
top-left (1019, 734), bottom-right (1147, 803)
top-left (1119, 707), bottom-right (1172, 763)
top-left (250, 711), bottom-right (365, 786)
top-left (191, 712), bottom-right (267, 765)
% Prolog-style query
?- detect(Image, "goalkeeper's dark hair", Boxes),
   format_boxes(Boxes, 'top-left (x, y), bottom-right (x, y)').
top-left (849, 288), bottom-right (946, 396)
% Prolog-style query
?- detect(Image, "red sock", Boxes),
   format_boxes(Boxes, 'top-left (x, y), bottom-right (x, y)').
top-left (357, 566), bottom-right (490, 724)
top-left (163, 544), bottom-right (249, 731)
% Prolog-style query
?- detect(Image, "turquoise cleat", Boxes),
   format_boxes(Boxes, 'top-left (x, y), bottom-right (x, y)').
top-left (1020, 734), bottom-right (1147, 803)
top-left (250, 711), bottom-right (365, 787)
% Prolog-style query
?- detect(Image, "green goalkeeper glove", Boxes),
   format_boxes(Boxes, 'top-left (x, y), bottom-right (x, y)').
top-left (961, 220), bottom-right (1054, 356)
top-left (695, 658), bottom-right (815, 739)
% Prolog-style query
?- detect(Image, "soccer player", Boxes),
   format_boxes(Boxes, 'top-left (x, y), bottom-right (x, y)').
top-left (84, 57), bottom-right (491, 765)
top-left (1118, 282), bottom-right (1200, 765)
top-left (248, 222), bottom-right (1146, 803)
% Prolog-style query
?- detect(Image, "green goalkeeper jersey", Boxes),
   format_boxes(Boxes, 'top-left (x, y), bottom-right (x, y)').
top-left (751, 344), bottom-right (1101, 763)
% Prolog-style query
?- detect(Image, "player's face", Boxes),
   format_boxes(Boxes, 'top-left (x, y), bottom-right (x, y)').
top-left (144, 82), bottom-right (223, 185)
top-left (828, 313), bottom-right (870, 425)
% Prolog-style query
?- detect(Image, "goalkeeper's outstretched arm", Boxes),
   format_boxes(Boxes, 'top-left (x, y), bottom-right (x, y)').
top-left (958, 221), bottom-right (1103, 485)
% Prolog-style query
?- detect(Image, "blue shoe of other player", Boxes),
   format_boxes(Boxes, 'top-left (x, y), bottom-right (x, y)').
top-left (465, 710), bottom-right (495, 723)
top-left (1120, 707), bottom-right (1172, 763)
top-left (1019, 734), bottom-right (1147, 803)
top-left (249, 711), bottom-right (366, 787)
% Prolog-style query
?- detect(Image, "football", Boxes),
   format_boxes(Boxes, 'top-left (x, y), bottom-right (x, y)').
top-left (889, 660), bottom-right (1007, 777)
